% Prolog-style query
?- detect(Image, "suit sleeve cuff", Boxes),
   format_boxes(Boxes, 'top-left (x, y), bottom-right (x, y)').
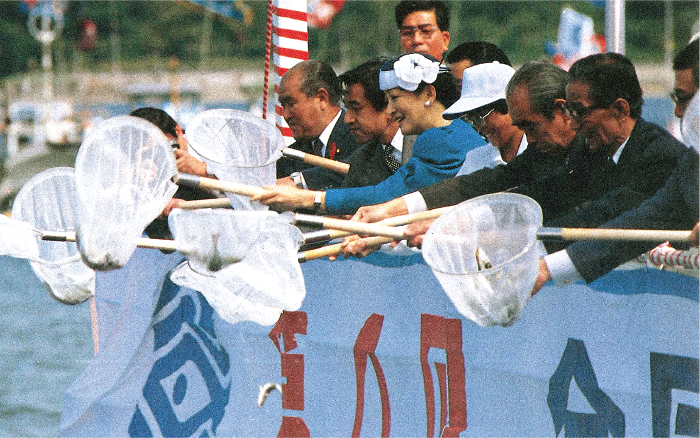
top-left (403, 191), bottom-right (427, 214)
top-left (544, 250), bottom-right (584, 287)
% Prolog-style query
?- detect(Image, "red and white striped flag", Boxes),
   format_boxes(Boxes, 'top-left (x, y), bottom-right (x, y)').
top-left (272, 0), bottom-right (308, 145)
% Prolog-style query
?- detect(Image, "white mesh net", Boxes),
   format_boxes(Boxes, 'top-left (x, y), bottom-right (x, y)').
top-left (185, 109), bottom-right (284, 210)
top-left (11, 167), bottom-right (95, 305)
top-left (168, 209), bottom-right (305, 325)
top-left (422, 193), bottom-right (543, 327)
top-left (169, 263), bottom-right (284, 326)
top-left (74, 116), bottom-right (178, 270)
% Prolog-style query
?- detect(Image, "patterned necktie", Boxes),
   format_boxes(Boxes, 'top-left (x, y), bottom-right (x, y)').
top-left (383, 144), bottom-right (401, 173)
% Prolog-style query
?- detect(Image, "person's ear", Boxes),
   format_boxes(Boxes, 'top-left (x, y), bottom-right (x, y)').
top-left (315, 87), bottom-right (330, 110)
top-left (441, 31), bottom-right (450, 54)
top-left (554, 98), bottom-right (566, 112)
top-left (553, 98), bottom-right (568, 119)
top-left (175, 124), bottom-right (188, 151)
top-left (422, 84), bottom-right (437, 106)
top-left (611, 98), bottom-right (630, 118)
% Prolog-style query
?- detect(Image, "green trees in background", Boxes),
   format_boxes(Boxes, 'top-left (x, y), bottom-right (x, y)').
top-left (0, 0), bottom-right (697, 78)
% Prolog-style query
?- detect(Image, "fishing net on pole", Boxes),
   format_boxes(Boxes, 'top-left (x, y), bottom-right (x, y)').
top-left (422, 193), bottom-right (544, 327)
top-left (12, 167), bottom-right (95, 304)
top-left (74, 116), bottom-right (178, 270)
top-left (185, 109), bottom-right (285, 210)
top-left (168, 209), bottom-right (305, 325)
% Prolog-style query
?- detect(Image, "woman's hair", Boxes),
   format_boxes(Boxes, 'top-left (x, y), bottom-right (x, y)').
top-left (380, 53), bottom-right (459, 108)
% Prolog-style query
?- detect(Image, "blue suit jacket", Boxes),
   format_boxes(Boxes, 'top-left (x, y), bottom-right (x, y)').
top-left (324, 118), bottom-right (486, 215)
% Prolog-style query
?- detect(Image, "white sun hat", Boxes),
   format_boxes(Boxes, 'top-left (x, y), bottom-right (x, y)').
top-left (443, 61), bottom-right (516, 120)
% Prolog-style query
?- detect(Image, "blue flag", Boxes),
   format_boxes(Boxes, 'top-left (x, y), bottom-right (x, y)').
top-left (179, 0), bottom-right (252, 26)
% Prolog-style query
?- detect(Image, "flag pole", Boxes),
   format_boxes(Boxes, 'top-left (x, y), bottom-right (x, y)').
top-left (605, 0), bottom-right (625, 54)
top-left (263, 0), bottom-right (274, 120)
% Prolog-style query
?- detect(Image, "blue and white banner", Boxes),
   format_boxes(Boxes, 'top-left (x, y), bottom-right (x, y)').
top-left (60, 249), bottom-right (231, 437)
top-left (215, 254), bottom-right (698, 437)
top-left (62, 250), bottom-right (698, 436)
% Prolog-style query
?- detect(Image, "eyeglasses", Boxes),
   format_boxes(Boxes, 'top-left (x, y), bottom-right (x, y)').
top-left (669, 89), bottom-right (695, 106)
top-left (399, 24), bottom-right (439, 39)
top-left (564, 102), bottom-right (605, 120)
top-left (464, 108), bottom-right (495, 128)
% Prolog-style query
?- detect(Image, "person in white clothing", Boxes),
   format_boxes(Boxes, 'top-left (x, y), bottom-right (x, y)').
top-left (441, 62), bottom-right (527, 176)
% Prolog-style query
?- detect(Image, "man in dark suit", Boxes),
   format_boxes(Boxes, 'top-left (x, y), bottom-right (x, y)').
top-left (276, 60), bottom-right (360, 190)
top-left (396, 1), bottom-right (451, 61)
top-left (519, 53), bottom-right (688, 251)
top-left (535, 104), bottom-right (698, 289)
top-left (533, 41), bottom-right (700, 292)
top-left (338, 58), bottom-right (409, 189)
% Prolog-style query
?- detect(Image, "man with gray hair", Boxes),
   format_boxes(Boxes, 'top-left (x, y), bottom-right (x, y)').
top-left (276, 60), bottom-right (360, 190)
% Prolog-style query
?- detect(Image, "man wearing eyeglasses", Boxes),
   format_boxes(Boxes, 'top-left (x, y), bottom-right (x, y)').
top-left (533, 53), bottom-right (698, 293)
top-left (531, 39), bottom-right (700, 293)
top-left (529, 53), bottom-right (687, 232)
top-left (671, 38), bottom-right (698, 119)
top-left (395, 1), bottom-right (450, 61)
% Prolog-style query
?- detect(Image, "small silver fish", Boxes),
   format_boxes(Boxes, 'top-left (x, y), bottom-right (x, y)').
top-left (257, 382), bottom-right (282, 408)
top-left (475, 247), bottom-right (493, 271)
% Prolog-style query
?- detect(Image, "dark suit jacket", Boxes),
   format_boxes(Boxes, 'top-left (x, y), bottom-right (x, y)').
top-left (419, 140), bottom-right (571, 210)
top-left (340, 140), bottom-right (395, 189)
top-left (566, 148), bottom-right (699, 283)
top-left (517, 119), bottom-right (687, 230)
top-left (275, 110), bottom-right (359, 190)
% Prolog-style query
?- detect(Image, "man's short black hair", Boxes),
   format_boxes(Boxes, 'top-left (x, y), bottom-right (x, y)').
top-left (339, 58), bottom-right (389, 112)
top-left (130, 107), bottom-right (177, 137)
top-left (673, 38), bottom-right (699, 87)
top-left (567, 52), bottom-right (643, 119)
top-left (288, 60), bottom-right (343, 106)
top-left (395, 1), bottom-right (449, 32)
top-left (445, 41), bottom-right (512, 67)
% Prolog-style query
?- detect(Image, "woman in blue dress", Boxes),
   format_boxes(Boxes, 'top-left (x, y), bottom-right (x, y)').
top-left (252, 53), bottom-right (485, 216)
